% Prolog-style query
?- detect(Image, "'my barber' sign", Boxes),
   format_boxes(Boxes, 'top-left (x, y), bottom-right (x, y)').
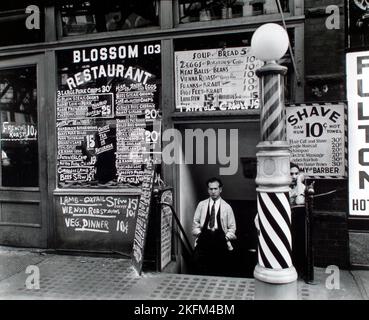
top-left (286, 103), bottom-right (346, 179)
top-left (347, 52), bottom-right (369, 216)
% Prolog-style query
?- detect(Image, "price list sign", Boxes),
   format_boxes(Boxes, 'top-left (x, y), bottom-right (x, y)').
top-left (56, 93), bottom-right (114, 119)
top-left (56, 42), bottom-right (161, 188)
top-left (1, 122), bottom-right (37, 141)
top-left (132, 163), bottom-right (155, 275)
top-left (56, 194), bottom-right (140, 253)
top-left (160, 189), bottom-right (173, 270)
top-left (286, 103), bottom-right (347, 179)
top-left (175, 47), bottom-right (262, 112)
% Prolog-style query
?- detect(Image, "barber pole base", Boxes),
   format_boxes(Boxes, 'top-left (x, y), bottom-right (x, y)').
top-left (254, 141), bottom-right (297, 284)
top-left (254, 265), bottom-right (297, 284)
top-left (254, 190), bottom-right (297, 284)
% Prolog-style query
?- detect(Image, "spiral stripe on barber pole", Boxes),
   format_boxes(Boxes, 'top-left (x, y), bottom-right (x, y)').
top-left (261, 74), bottom-right (286, 141)
top-left (257, 192), bottom-right (293, 269)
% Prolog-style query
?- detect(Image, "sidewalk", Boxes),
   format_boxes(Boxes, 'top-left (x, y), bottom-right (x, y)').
top-left (0, 246), bottom-right (368, 300)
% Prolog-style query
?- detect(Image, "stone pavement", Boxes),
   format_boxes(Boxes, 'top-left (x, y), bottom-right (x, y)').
top-left (0, 246), bottom-right (368, 300)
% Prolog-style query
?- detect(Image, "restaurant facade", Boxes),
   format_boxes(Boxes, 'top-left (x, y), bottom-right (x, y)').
top-left (0, 0), bottom-right (367, 275)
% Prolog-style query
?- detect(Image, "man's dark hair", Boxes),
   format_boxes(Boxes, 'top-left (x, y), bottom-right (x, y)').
top-left (290, 162), bottom-right (300, 170)
top-left (206, 177), bottom-right (223, 188)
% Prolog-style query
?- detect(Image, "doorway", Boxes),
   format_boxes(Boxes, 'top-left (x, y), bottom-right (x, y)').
top-left (176, 121), bottom-right (260, 277)
top-left (0, 55), bottom-right (48, 248)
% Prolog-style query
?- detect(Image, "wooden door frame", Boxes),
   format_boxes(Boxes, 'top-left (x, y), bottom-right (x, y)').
top-left (0, 54), bottom-right (49, 248)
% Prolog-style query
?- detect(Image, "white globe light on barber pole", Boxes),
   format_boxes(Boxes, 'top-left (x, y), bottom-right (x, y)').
top-left (251, 23), bottom-right (297, 284)
top-left (251, 23), bottom-right (289, 62)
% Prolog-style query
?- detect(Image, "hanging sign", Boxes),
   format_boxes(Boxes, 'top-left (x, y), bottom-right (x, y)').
top-left (286, 103), bottom-right (346, 179)
top-left (175, 47), bottom-right (262, 112)
top-left (347, 51), bottom-right (369, 216)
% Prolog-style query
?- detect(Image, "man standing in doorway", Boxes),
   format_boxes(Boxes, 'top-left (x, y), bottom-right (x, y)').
top-left (192, 177), bottom-right (236, 276)
top-left (289, 162), bottom-right (306, 206)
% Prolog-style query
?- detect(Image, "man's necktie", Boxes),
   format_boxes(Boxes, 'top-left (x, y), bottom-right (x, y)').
top-left (209, 201), bottom-right (216, 229)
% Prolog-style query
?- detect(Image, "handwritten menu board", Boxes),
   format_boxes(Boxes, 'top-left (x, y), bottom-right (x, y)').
top-left (286, 103), bottom-right (346, 178)
top-left (175, 47), bottom-right (262, 112)
top-left (55, 193), bottom-right (140, 253)
top-left (132, 164), bottom-right (155, 275)
top-left (160, 189), bottom-right (173, 270)
top-left (56, 42), bottom-right (161, 188)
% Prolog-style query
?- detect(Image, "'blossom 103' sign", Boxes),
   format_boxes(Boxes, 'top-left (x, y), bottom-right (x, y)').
top-left (347, 51), bottom-right (369, 216)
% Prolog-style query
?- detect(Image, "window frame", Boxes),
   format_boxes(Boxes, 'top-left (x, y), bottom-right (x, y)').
top-left (171, 23), bottom-right (304, 119)
top-left (173, 0), bottom-right (303, 28)
top-left (0, 55), bottom-right (46, 192)
top-left (0, 3), bottom-right (45, 47)
top-left (55, 0), bottom-right (163, 41)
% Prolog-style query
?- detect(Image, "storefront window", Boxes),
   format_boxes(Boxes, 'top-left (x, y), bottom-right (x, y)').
top-left (0, 2), bottom-right (44, 46)
top-left (178, 0), bottom-right (291, 24)
top-left (0, 66), bottom-right (39, 187)
top-left (347, 0), bottom-right (369, 49)
top-left (56, 42), bottom-right (161, 188)
top-left (59, 0), bottom-right (160, 37)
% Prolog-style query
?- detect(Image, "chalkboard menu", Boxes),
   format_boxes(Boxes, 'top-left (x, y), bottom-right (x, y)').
top-left (132, 163), bottom-right (155, 274)
top-left (175, 47), bottom-right (262, 112)
top-left (56, 42), bottom-right (161, 188)
top-left (55, 193), bottom-right (140, 253)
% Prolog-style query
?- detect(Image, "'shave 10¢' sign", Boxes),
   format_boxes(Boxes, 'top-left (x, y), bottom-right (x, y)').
top-left (286, 103), bottom-right (346, 179)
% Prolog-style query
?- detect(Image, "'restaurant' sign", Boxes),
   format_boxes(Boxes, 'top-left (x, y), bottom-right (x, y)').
top-left (56, 42), bottom-right (161, 188)
top-left (175, 47), bottom-right (262, 112)
top-left (286, 103), bottom-right (346, 179)
top-left (347, 51), bottom-right (369, 216)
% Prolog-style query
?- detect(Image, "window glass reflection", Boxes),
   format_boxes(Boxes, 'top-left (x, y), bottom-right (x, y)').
top-left (0, 2), bottom-right (44, 46)
top-left (60, 0), bottom-right (160, 37)
top-left (178, 0), bottom-right (290, 24)
top-left (0, 66), bottom-right (39, 187)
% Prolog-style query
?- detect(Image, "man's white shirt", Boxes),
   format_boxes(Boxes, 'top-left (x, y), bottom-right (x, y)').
top-left (207, 197), bottom-right (220, 230)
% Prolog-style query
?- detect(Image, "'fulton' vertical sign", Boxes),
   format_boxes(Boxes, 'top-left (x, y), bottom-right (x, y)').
top-left (347, 52), bottom-right (369, 216)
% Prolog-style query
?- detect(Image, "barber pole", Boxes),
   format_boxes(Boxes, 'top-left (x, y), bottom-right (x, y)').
top-left (257, 192), bottom-right (292, 268)
top-left (254, 62), bottom-right (297, 284)
top-left (260, 72), bottom-right (286, 141)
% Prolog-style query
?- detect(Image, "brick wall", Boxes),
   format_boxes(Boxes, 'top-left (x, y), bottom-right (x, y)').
top-left (304, 0), bottom-right (345, 102)
top-left (312, 211), bottom-right (349, 268)
top-left (304, 0), bottom-right (349, 269)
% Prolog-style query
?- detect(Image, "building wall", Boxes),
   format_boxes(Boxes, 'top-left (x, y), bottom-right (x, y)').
top-left (313, 211), bottom-right (349, 268)
top-left (304, 0), bottom-right (345, 102)
top-left (304, 0), bottom-right (350, 269)
top-left (0, 0), bottom-right (358, 272)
